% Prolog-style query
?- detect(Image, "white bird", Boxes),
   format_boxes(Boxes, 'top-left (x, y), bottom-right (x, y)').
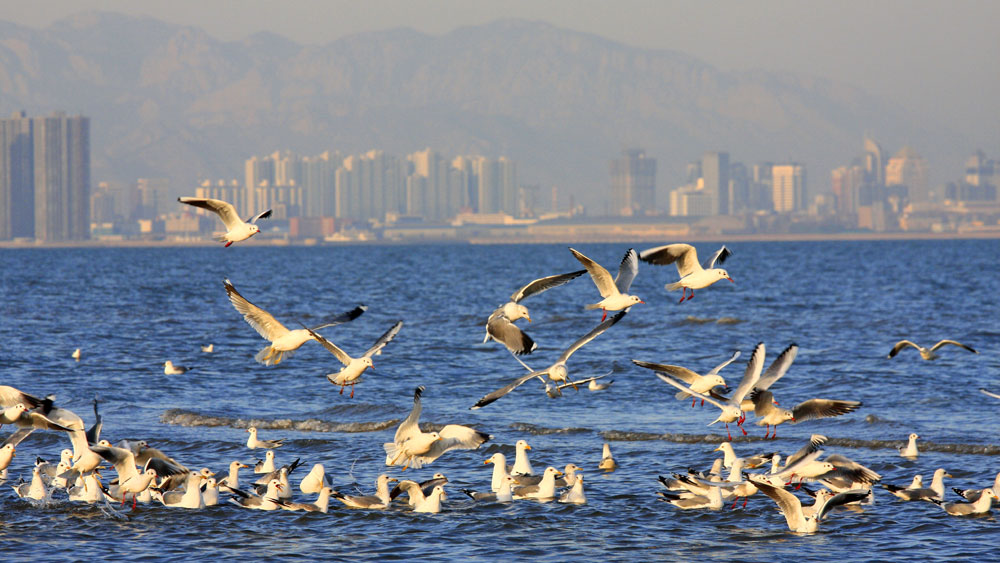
top-left (270, 487), bottom-right (334, 513)
top-left (12, 465), bottom-right (48, 500)
top-left (883, 468), bottom-right (952, 501)
top-left (599, 443), bottom-right (617, 472)
top-left (330, 474), bottom-right (397, 509)
top-left (299, 463), bottom-right (328, 495)
top-left (559, 473), bottom-right (587, 504)
top-left (933, 489), bottom-right (998, 516)
top-left (569, 247), bottom-right (644, 320)
top-left (151, 472), bottom-right (207, 509)
top-left (658, 482), bottom-right (724, 510)
top-left (254, 450), bottom-right (277, 474)
top-left (638, 243), bottom-right (733, 302)
top-left (750, 389), bottom-right (862, 439)
top-left (953, 472), bottom-right (1000, 502)
top-left (981, 388), bottom-right (1000, 400)
top-left (67, 472), bottom-right (103, 503)
top-left (389, 473), bottom-right (449, 507)
top-left (654, 342), bottom-right (765, 440)
top-left (223, 278), bottom-right (367, 366)
top-left (588, 377), bottom-right (614, 391)
top-left (632, 349), bottom-right (741, 406)
top-left (306, 320), bottom-right (403, 398)
top-left (513, 466), bottom-right (563, 500)
top-left (246, 427), bottom-right (284, 449)
top-left (384, 386), bottom-right (491, 470)
top-left (394, 481), bottom-right (447, 513)
top-left (71, 348), bottom-right (81, 361)
top-left (0, 429), bottom-right (34, 473)
top-left (484, 269), bottom-right (586, 355)
top-left (163, 360), bottom-right (189, 375)
top-left (177, 196), bottom-right (272, 247)
top-left (91, 444), bottom-right (185, 507)
top-left (712, 442), bottom-right (778, 470)
top-left (463, 474), bottom-right (516, 503)
top-left (887, 339), bottom-right (977, 360)
top-left (228, 478), bottom-right (283, 510)
top-left (202, 477), bottom-right (220, 506)
top-left (750, 475), bottom-right (869, 533)
top-left (201, 344), bottom-right (214, 353)
top-left (472, 311), bottom-right (627, 409)
top-left (221, 461), bottom-right (249, 488)
top-left (899, 433), bottom-right (919, 458)
top-left (511, 439), bottom-right (534, 476)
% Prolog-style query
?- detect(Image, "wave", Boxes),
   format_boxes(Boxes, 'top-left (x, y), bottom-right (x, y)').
top-left (678, 315), bottom-right (745, 325)
top-left (160, 409), bottom-right (399, 433)
top-left (600, 430), bottom-right (1000, 456)
top-left (507, 422), bottom-right (592, 435)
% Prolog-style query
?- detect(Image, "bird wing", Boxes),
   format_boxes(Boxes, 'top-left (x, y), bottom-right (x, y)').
top-left (637, 243), bottom-right (700, 277)
top-left (822, 454), bottom-right (881, 484)
top-left (224, 279), bottom-right (290, 341)
top-left (756, 343), bottom-right (798, 391)
top-left (85, 398), bottom-right (102, 445)
top-left (309, 305), bottom-right (368, 330)
top-left (248, 209), bottom-right (273, 224)
top-left (363, 321), bottom-right (403, 358)
top-left (178, 197), bottom-right (241, 230)
top-left (631, 360), bottom-right (701, 384)
top-left (930, 340), bottom-right (977, 354)
top-left (791, 399), bottom-right (862, 423)
top-left (750, 477), bottom-right (806, 530)
top-left (887, 340), bottom-right (920, 358)
top-left (817, 490), bottom-right (871, 520)
top-left (471, 371), bottom-right (547, 409)
top-left (486, 316), bottom-right (536, 356)
top-left (557, 310), bottom-right (627, 364)
top-left (21, 411), bottom-right (74, 432)
top-left (783, 435), bottom-right (828, 468)
top-left (393, 386), bottom-right (425, 444)
top-left (702, 245), bottom-right (732, 269)
top-left (752, 390), bottom-right (778, 417)
top-left (303, 326), bottom-right (352, 366)
top-left (510, 270), bottom-right (587, 303)
top-left (556, 373), bottom-right (610, 390)
top-left (707, 350), bottom-right (742, 376)
top-left (730, 342), bottom-right (765, 406)
top-left (655, 373), bottom-right (728, 412)
top-left (980, 388), bottom-right (1000, 400)
top-left (422, 426), bottom-right (491, 462)
top-left (90, 444), bottom-right (138, 477)
top-left (613, 248), bottom-right (640, 293)
top-left (146, 457), bottom-right (188, 478)
top-left (569, 248), bottom-right (617, 298)
top-left (0, 386), bottom-right (43, 409)
top-left (1, 428), bottom-right (34, 448)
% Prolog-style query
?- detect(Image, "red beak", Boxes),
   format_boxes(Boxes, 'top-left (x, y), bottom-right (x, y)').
top-left (728, 277), bottom-right (735, 283)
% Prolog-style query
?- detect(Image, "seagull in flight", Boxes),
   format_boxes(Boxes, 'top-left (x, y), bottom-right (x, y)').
top-left (887, 339), bottom-right (977, 360)
top-left (178, 197), bottom-right (272, 247)
top-left (569, 248), bottom-right (643, 321)
top-left (638, 243), bottom-right (733, 303)
top-left (484, 269), bottom-right (586, 355)
top-left (305, 321), bottom-right (403, 398)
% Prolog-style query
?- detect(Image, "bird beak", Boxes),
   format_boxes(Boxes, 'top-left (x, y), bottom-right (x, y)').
top-left (484, 459), bottom-right (491, 464)
top-left (639, 300), bottom-right (646, 304)
top-left (526, 316), bottom-right (532, 323)
top-left (728, 277), bottom-right (735, 283)
top-left (712, 445), bottom-right (722, 452)
top-left (389, 478), bottom-right (398, 483)
top-left (525, 445), bottom-right (531, 450)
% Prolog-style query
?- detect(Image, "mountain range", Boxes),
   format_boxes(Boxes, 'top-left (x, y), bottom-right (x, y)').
top-left (0, 13), bottom-right (964, 210)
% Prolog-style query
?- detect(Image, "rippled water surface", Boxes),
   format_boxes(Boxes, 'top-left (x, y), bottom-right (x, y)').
top-left (1, 240), bottom-right (998, 560)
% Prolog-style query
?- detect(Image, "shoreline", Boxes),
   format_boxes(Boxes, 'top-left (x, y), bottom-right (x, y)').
top-left (1, 230), bottom-right (998, 249)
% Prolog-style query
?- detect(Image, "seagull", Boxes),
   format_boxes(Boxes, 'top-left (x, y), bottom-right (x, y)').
top-left (657, 482), bottom-right (724, 510)
top-left (899, 433), bottom-right (919, 458)
top-left (953, 472), bottom-right (1000, 503)
top-left (220, 461), bottom-right (250, 488)
top-left (484, 269), bottom-right (586, 355)
top-left (201, 344), bottom-right (214, 353)
top-left (544, 373), bottom-right (614, 398)
top-left (223, 278), bottom-right (367, 365)
top-left (463, 474), bottom-right (517, 503)
top-left (0, 386), bottom-right (78, 432)
top-left (750, 390), bottom-right (862, 439)
top-left (511, 439), bottom-right (534, 476)
top-left (742, 343), bottom-right (799, 408)
top-left (71, 348), bottom-right (81, 361)
top-left (330, 474), bottom-right (397, 509)
top-left (712, 442), bottom-right (778, 470)
top-left (599, 443), bottom-right (617, 472)
top-left (0, 429), bottom-right (34, 473)
top-left (559, 473), bottom-right (587, 504)
top-left (177, 196), bottom-right (272, 247)
top-left (163, 361), bottom-right (189, 375)
top-left (254, 450), bottom-right (277, 474)
top-left (887, 339), bottom-right (978, 360)
top-left (569, 247), bottom-right (643, 321)
top-left (932, 489), bottom-right (998, 516)
top-left (638, 243), bottom-right (733, 302)
top-left (981, 389), bottom-right (1000, 400)
top-left (632, 349), bottom-right (741, 407)
top-left (750, 475), bottom-right (869, 533)
top-left (471, 311), bottom-right (627, 409)
top-left (91, 444), bottom-right (186, 507)
top-left (654, 342), bottom-right (765, 440)
top-left (588, 377), bottom-right (614, 391)
top-left (883, 468), bottom-right (952, 501)
top-left (202, 477), bottom-right (220, 506)
top-left (12, 465), bottom-right (48, 500)
top-left (384, 386), bottom-right (491, 470)
top-left (253, 458), bottom-right (302, 499)
top-left (389, 473), bottom-right (449, 506)
top-left (394, 481), bottom-right (447, 513)
top-left (512, 466), bottom-right (563, 500)
top-left (270, 487), bottom-right (333, 513)
top-left (227, 478), bottom-right (283, 510)
top-left (150, 472), bottom-right (207, 509)
top-left (246, 427), bottom-right (284, 449)
top-left (299, 463), bottom-right (328, 495)
top-left (485, 453), bottom-right (512, 491)
top-left (305, 320), bottom-right (403, 398)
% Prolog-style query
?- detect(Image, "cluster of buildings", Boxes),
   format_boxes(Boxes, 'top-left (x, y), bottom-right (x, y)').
top-left (2, 109), bottom-right (999, 243)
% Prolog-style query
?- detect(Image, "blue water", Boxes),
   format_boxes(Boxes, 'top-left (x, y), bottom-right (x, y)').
top-left (1, 240), bottom-right (998, 560)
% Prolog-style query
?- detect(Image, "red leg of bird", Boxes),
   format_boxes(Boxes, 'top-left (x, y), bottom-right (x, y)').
top-left (772, 426), bottom-right (778, 440)
top-left (339, 385), bottom-right (345, 395)
top-left (742, 497), bottom-right (748, 508)
top-left (763, 425), bottom-right (770, 439)
top-left (678, 288), bottom-right (687, 303)
top-left (725, 423), bottom-right (732, 441)
top-left (224, 241), bottom-right (233, 247)
top-left (132, 494), bottom-right (137, 509)
top-left (701, 399), bottom-right (705, 406)
top-left (601, 308), bottom-right (607, 322)
top-left (731, 498), bottom-right (739, 509)
top-left (349, 384), bottom-right (355, 399)
top-left (740, 424), bottom-right (747, 436)
top-left (784, 474), bottom-right (796, 487)
top-left (686, 290), bottom-right (695, 301)
top-left (691, 397), bottom-right (697, 408)
top-left (794, 481), bottom-right (802, 490)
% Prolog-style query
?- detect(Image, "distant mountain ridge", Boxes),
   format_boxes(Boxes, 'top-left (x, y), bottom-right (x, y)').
top-left (0, 13), bottom-right (952, 209)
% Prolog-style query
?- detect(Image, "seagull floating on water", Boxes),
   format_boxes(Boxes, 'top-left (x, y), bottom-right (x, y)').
top-left (177, 196), bottom-right (272, 247)
top-left (163, 361), bottom-right (189, 375)
top-left (638, 243), bottom-right (733, 303)
top-left (899, 433), bottom-right (919, 458)
top-left (246, 427), bottom-right (284, 449)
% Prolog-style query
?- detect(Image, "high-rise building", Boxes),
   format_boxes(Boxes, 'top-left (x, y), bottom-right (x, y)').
top-left (771, 164), bottom-right (806, 213)
top-left (885, 146), bottom-right (929, 202)
top-left (609, 149), bottom-right (656, 216)
top-left (0, 111), bottom-right (90, 241)
top-left (862, 136), bottom-right (885, 186)
top-left (702, 152), bottom-right (730, 215)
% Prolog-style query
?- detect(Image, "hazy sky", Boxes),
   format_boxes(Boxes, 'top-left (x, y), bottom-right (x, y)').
top-left (3, 0), bottom-right (998, 146)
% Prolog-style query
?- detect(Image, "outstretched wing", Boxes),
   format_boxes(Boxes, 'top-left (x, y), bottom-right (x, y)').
top-left (631, 360), bottom-right (701, 384)
top-left (613, 248), bottom-right (639, 293)
top-left (791, 399), bottom-right (862, 423)
top-left (569, 248), bottom-right (617, 298)
top-left (309, 305), bottom-right (368, 330)
top-left (303, 326), bottom-right (352, 366)
top-left (655, 373), bottom-right (728, 412)
top-left (707, 350), bottom-right (741, 376)
top-left (471, 372), bottom-right (546, 410)
top-left (887, 340), bottom-right (920, 358)
top-left (248, 209), bottom-right (273, 224)
top-left (756, 343), bottom-right (798, 391)
top-left (1, 428), bottom-right (34, 448)
top-left (638, 244), bottom-right (700, 277)
top-left (509, 270), bottom-right (587, 303)
top-left (929, 340), bottom-right (977, 354)
top-left (178, 197), bottom-right (241, 230)
top-left (486, 315), bottom-right (537, 356)
top-left (557, 311), bottom-right (627, 364)
top-left (0, 386), bottom-right (43, 409)
top-left (702, 245), bottom-right (732, 270)
top-left (730, 342), bottom-right (765, 405)
top-left (363, 321), bottom-right (403, 358)
top-left (817, 490), bottom-right (871, 521)
top-left (224, 279), bottom-right (290, 341)
top-left (750, 476), bottom-right (805, 530)
top-left (394, 386), bottom-right (425, 444)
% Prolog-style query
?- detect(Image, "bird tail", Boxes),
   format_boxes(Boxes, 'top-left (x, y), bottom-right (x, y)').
top-left (214, 234), bottom-right (228, 243)
top-left (674, 390), bottom-right (693, 400)
top-left (584, 303), bottom-right (601, 310)
top-left (255, 346), bottom-right (290, 366)
top-left (383, 442), bottom-right (403, 466)
top-left (665, 281), bottom-right (684, 291)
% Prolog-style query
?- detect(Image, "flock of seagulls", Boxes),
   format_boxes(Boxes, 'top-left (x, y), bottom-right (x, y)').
top-left (4, 228), bottom-right (993, 533)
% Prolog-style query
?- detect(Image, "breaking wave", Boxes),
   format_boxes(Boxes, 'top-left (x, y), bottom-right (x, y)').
top-left (160, 409), bottom-right (399, 433)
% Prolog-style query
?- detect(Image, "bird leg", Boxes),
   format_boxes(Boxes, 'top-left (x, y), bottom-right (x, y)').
top-left (224, 241), bottom-right (233, 247)
top-left (132, 493), bottom-right (137, 509)
top-left (763, 425), bottom-right (770, 439)
top-left (601, 308), bottom-right (607, 322)
top-left (339, 384), bottom-right (345, 395)
top-left (740, 424), bottom-right (747, 436)
top-left (725, 423), bottom-right (732, 441)
top-left (731, 498), bottom-right (739, 509)
top-left (701, 398), bottom-right (705, 406)
top-left (771, 426), bottom-right (778, 440)
top-left (349, 384), bottom-right (356, 399)
top-left (686, 290), bottom-right (695, 301)
top-left (742, 496), bottom-right (748, 508)
top-left (678, 288), bottom-right (687, 303)
top-left (691, 396), bottom-right (697, 408)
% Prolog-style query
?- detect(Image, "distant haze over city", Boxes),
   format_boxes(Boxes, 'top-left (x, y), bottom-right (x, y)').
top-left (0, 10), bottom-right (992, 212)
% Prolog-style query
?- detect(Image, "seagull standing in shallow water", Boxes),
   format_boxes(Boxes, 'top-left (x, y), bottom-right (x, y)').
top-left (177, 196), bottom-right (272, 247)
top-left (638, 243), bottom-right (733, 303)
